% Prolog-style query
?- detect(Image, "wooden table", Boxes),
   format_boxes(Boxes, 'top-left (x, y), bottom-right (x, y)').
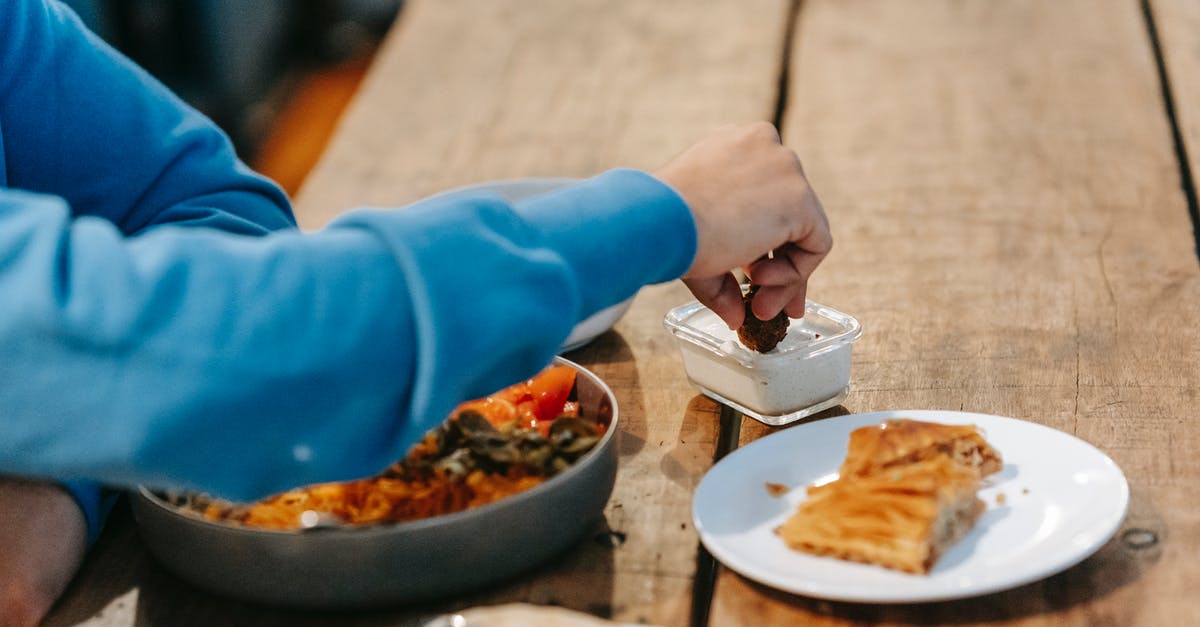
top-left (46, 1), bottom-right (1200, 625)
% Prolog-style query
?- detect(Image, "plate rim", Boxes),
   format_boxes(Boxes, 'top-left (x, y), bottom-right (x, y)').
top-left (692, 409), bottom-right (1131, 604)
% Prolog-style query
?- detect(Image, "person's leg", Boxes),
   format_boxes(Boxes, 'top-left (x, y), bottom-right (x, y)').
top-left (0, 477), bottom-right (88, 627)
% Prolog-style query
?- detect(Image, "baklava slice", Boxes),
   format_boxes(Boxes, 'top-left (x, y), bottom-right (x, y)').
top-left (776, 457), bottom-right (984, 574)
top-left (839, 418), bottom-right (1003, 480)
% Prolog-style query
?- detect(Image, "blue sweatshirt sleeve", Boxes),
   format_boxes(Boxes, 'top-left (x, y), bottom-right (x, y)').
top-left (2, 0), bottom-right (295, 538)
top-left (0, 172), bottom-right (695, 502)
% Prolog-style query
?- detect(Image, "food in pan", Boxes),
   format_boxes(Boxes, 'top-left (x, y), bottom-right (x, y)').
top-left (173, 365), bottom-right (606, 530)
top-left (776, 419), bottom-right (1002, 573)
top-left (736, 285), bottom-right (789, 353)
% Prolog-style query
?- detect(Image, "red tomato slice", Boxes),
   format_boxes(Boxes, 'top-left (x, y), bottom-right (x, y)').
top-left (455, 365), bottom-right (577, 432)
top-left (525, 365), bottom-right (576, 424)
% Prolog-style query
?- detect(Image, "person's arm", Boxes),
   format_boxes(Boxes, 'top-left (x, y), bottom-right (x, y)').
top-left (0, 170), bottom-right (694, 501)
top-left (1, 1), bottom-right (690, 501)
top-left (1, 3), bottom-right (826, 504)
top-left (2, 0), bottom-right (298, 542)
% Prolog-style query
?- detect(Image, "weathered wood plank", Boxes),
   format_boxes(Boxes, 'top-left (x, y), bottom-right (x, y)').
top-left (293, 0), bottom-right (791, 229)
top-left (711, 0), bottom-right (1200, 625)
top-left (1151, 0), bottom-right (1200, 241)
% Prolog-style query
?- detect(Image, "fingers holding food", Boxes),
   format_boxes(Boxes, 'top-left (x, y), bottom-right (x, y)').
top-left (737, 285), bottom-right (789, 353)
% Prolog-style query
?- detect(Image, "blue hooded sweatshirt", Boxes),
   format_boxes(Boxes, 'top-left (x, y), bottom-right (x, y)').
top-left (0, 0), bottom-right (696, 541)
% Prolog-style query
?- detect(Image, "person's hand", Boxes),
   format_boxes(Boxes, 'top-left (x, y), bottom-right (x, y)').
top-left (0, 478), bottom-right (87, 627)
top-left (653, 122), bottom-right (831, 329)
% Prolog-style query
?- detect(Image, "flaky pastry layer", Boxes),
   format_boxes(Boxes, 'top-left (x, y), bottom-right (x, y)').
top-left (839, 418), bottom-right (1003, 480)
top-left (777, 457), bottom-right (984, 574)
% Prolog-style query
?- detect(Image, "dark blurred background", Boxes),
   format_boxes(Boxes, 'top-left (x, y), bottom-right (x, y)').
top-left (62, 0), bottom-right (402, 192)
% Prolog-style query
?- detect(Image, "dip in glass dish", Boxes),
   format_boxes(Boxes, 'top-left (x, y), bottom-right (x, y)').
top-left (663, 299), bottom-right (862, 426)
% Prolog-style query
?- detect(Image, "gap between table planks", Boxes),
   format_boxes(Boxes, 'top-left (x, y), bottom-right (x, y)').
top-left (1151, 0), bottom-right (1200, 257)
top-left (708, 0), bottom-right (1200, 625)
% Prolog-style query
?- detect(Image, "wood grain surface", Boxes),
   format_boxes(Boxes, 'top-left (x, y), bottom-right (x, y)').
top-left (709, 1), bottom-right (1200, 625)
top-left (1152, 0), bottom-right (1200, 220)
top-left (293, 0), bottom-right (791, 229)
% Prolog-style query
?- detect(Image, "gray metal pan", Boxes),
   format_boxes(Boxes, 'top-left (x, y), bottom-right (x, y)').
top-left (131, 356), bottom-right (618, 607)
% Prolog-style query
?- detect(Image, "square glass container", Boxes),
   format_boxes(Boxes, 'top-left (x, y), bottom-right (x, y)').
top-left (663, 300), bottom-right (862, 426)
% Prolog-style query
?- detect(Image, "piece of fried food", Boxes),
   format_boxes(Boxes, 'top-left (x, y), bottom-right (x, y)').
top-left (839, 419), bottom-right (1003, 480)
top-left (736, 285), bottom-right (789, 352)
top-left (777, 456), bottom-right (984, 574)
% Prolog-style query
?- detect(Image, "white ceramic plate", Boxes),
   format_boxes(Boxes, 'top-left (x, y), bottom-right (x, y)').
top-left (692, 410), bottom-right (1129, 603)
